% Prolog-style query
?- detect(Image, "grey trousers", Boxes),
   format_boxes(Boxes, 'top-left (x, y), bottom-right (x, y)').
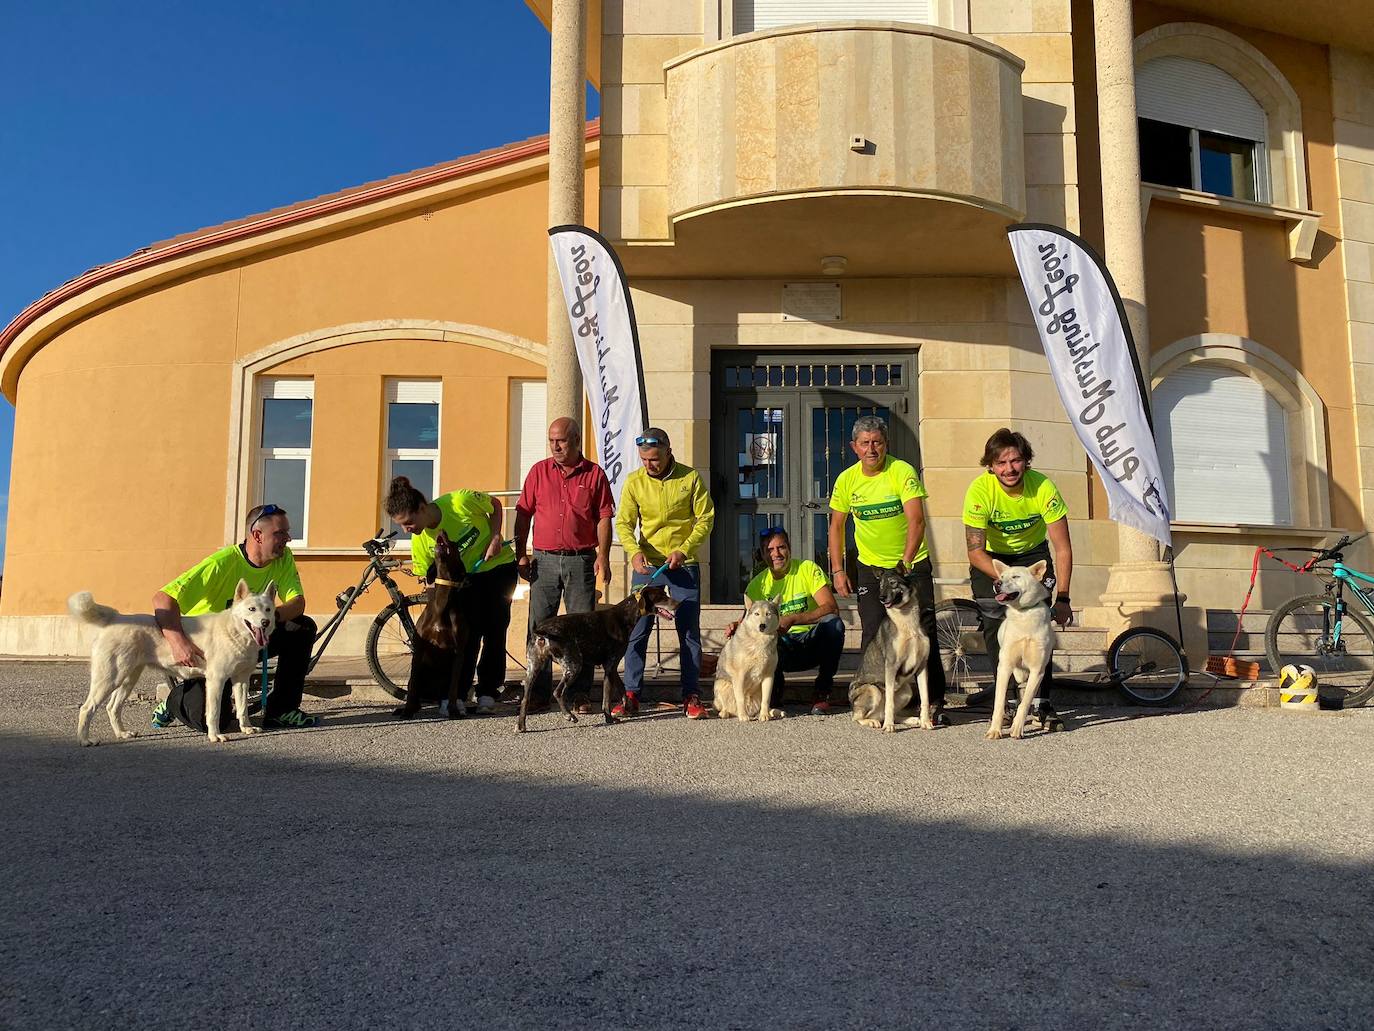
top-left (526, 550), bottom-right (598, 702)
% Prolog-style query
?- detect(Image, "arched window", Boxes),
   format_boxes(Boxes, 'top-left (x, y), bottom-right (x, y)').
top-left (1155, 364), bottom-right (1290, 524)
top-left (1137, 55), bottom-right (1268, 202)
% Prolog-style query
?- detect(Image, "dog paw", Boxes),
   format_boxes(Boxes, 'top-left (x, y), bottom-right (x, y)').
top-left (882, 723), bottom-right (896, 734)
top-left (856, 718), bottom-right (881, 729)
top-left (392, 706), bottom-right (415, 720)
top-left (115, 730), bottom-right (136, 740)
top-left (240, 725), bottom-right (260, 735)
top-left (737, 714), bottom-right (750, 723)
top-left (208, 733), bottom-right (227, 744)
top-left (1009, 727), bottom-right (1025, 739)
top-left (901, 716), bottom-right (922, 726)
top-left (79, 739), bottom-right (96, 747)
top-left (985, 727), bottom-right (1004, 740)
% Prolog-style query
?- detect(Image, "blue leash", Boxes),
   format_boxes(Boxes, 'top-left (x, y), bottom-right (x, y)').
top-left (259, 647), bottom-right (269, 726)
top-left (470, 538), bottom-right (514, 574)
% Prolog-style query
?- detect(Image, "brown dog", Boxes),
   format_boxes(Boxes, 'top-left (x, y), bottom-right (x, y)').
top-left (393, 530), bottom-right (471, 720)
top-left (517, 584), bottom-right (678, 733)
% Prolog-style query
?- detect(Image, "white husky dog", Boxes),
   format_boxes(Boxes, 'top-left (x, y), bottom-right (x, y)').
top-left (69, 579), bottom-right (276, 746)
top-left (713, 599), bottom-right (782, 722)
top-left (986, 560), bottom-right (1055, 740)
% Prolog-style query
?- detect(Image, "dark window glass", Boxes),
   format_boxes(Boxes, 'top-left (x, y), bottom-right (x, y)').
top-left (1138, 117), bottom-right (1193, 190)
top-left (261, 398), bottom-right (312, 448)
top-left (1199, 130), bottom-right (1257, 201)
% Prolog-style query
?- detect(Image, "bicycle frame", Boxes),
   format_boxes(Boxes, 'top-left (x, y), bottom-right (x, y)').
top-left (306, 550), bottom-right (419, 673)
top-left (1325, 562), bottom-right (1374, 650)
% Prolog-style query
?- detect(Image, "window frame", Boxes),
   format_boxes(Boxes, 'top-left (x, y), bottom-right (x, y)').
top-left (383, 378), bottom-right (442, 544)
top-left (1151, 335), bottom-right (1331, 533)
top-left (254, 377), bottom-right (314, 547)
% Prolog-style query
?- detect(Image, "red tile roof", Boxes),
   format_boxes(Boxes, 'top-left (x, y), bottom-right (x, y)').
top-left (0, 120), bottom-right (600, 360)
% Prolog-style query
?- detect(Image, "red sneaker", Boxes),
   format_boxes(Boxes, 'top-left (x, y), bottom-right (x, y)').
top-left (809, 698), bottom-right (832, 715)
top-left (611, 693), bottom-right (640, 718)
top-left (683, 695), bottom-right (709, 719)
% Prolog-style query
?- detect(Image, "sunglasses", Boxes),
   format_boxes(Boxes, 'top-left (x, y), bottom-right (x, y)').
top-left (249, 504), bottom-right (284, 531)
top-left (635, 435), bottom-right (664, 448)
top-left (758, 525), bottom-right (788, 541)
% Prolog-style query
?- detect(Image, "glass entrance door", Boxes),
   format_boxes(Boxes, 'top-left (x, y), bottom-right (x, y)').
top-left (712, 354), bottom-right (918, 599)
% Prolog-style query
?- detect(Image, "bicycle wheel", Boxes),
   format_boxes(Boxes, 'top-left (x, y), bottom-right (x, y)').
top-left (1108, 627), bottom-right (1187, 705)
top-left (365, 594), bottom-right (428, 700)
top-left (1264, 594), bottom-right (1374, 707)
top-left (933, 599), bottom-right (985, 696)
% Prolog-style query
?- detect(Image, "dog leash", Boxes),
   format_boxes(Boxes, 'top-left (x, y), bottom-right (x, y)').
top-left (470, 538), bottom-right (514, 574)
top-left (259, 647), bottom-right (269, 726)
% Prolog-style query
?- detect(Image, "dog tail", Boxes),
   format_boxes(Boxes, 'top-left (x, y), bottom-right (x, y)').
top-left (67, 591), bottom-right (119, 627)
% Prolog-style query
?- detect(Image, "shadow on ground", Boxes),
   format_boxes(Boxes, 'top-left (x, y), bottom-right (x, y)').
top-left (2, 672), bottom-right (1369, 1030)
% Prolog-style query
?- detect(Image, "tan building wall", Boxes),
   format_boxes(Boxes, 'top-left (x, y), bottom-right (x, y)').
top-left (0, 150), bottom-right (599, 648)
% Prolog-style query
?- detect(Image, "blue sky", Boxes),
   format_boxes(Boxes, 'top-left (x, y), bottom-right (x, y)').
top-left (0, 0), bottom-right (595, 570)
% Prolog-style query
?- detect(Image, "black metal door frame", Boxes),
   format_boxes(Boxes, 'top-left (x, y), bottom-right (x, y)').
top-left (710, 351), bottom-right (920, 601)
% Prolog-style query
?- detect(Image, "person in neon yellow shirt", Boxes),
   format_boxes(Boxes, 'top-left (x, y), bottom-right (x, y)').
top-left (728, 527), bottom-right (844, 715)
top-left (385, 476), bottom-right (516, 716)
top-left (827, 414), bottom-right (945, 714)
top-left (150, 503), bottom-right (319, 731)
top-left (963, 427), bottom-right (1075, 726)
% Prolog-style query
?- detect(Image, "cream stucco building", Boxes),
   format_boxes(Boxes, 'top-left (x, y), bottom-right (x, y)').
top-left (3, 0), bottom-right (1374, 670)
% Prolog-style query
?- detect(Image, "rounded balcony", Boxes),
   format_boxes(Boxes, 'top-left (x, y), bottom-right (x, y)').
top-left (659, 21), bottom-right (1027, 277)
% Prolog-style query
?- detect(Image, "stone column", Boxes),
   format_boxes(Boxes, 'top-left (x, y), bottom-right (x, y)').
top-left (1086, 0), bottom-right (1186, 641)
top-left (546, 0), bottom-right (587, 424)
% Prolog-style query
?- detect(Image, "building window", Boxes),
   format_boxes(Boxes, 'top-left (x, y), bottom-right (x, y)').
top-left (733, 1), bottom-right (931, 34)
top-left (256, 378), bottom-right (313, 545)
top-left (1155, 364), bottom-right (1291, 525)
top-left (385, 379), bottom-right (441, 539)
top-left (508, 379), bottom-right (548, 491)
top-left (1136, 56), bottom-right (1267, 202)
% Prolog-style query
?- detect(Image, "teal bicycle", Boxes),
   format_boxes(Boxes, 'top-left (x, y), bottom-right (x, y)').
top-left (1264, 533), bottom-right (1374, 707)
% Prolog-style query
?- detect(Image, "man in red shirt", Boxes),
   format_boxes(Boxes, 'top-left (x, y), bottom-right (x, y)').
top-left (514, 417), bottom-right (615, 709)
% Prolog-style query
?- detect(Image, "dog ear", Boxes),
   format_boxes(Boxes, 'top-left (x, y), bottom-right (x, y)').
top-left (1028, 560), bottom-right (1048, 581)
top-left (263, 580), bottom-right (278, 603)
top-left (894, 560), bottom-right (907, 575)
top-left (992, 560), bottom-right (1008, 577)
top-left (234, 578), bottom-right (251, 602)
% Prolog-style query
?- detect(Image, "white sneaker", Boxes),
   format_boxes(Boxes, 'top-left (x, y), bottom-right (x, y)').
top-left (476, 695), bottom-right (497, 714)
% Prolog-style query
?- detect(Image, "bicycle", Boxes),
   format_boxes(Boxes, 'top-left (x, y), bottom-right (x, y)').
top-left (932, 598), bottom-right (1189, 706)
top-left (1263, 532), bottom-right (1374, 708)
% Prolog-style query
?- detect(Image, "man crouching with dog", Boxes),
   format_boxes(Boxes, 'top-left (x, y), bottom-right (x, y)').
top-left (727, 527), bottom-right (844, 715)
top-left (963, 427), bottom-right (1074, 731)
top-left (149, 503), bottom-right (319, 731)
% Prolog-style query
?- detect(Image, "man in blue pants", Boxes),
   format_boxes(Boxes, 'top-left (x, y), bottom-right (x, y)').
top-left (613, 428), bottom-right (715, 719)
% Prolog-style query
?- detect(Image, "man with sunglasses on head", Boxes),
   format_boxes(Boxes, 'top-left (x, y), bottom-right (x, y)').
top-left (149, 503), bottom-right (319, 731)
top-left (727, 526), bottom-right (845, 715)
top-left (613, 427), bottom-right (715, 719)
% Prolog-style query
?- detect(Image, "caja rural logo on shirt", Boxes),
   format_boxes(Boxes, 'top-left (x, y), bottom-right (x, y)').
top-left (456, 526), bottom-right (481, 551)
top-left (779, 597), bottom-right (809, 615)
top-left (852, 495), bottom-right (902, 521)
top-left (989, 509), bottom-right (1041, 534)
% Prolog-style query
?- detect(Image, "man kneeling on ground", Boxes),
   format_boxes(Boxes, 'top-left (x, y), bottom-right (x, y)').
top-left (149, 503), bottom-right (319, 731)
top-left (727, 527), bottom-right (844, 715)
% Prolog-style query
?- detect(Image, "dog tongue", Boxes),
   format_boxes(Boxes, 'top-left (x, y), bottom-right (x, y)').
top-left (247, 621), bottom-right (268, 648)
top-left (994, 592), bottom-right (1012, 603)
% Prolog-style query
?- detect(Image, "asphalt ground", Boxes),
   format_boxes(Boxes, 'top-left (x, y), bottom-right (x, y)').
top-left (4, 661), bottom-right (1373, 1030)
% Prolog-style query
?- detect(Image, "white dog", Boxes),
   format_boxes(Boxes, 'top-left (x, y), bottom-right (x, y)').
top-left (986, 560), bottom-right (1055, 740)
top-left (70, 579), bottom-right (276, 746)
top-left (713, 599), bottom-right (782, 722)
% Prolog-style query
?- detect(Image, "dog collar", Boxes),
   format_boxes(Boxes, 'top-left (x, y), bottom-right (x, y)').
top-left (432, 577), bottom-right (462, 588)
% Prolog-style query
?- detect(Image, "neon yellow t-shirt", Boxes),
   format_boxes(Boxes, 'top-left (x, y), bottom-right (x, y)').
top-left (162, 545), bottom-right (303, 616)
top-left (745, 559), bottom-right (831, 635)
top-left (829, 457), bottom-right (929, 567)
top-left (962, 468), bottom-right (1067, 554)
top-left (411, 490), bottom-right (515, 577)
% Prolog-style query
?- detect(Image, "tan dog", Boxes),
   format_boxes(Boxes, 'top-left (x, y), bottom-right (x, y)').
top-left (848, 565), bottom-right (933, 732)
top-left (713, 599), bottom-right (782, 722)
top-left (986, 560), bottom-right (1055, 740)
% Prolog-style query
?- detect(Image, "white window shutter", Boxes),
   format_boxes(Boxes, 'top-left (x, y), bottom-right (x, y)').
top-left (1156, 365), bottom-right (1291, 525)
top-left (1137, 56), bottom-right (1267, 144)
top-left (509, 380), bottom-right (548, 489)
top-left (735, 1), bottom-right (932, 34)
top-left (385, 379), bottom-right (441, 404)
